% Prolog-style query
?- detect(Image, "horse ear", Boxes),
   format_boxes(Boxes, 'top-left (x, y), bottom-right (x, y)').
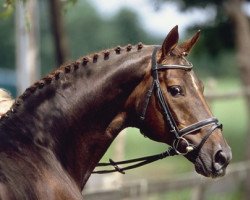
top-left (161, 25), bottom-right (179, 59)
top-left (179, 30), bottom-right (201, 55)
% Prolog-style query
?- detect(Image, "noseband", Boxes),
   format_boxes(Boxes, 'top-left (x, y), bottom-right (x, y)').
top-left (93, 46), bottom-right (222, 174)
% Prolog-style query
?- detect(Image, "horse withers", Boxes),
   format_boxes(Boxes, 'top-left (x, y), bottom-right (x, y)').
top-left (0, 26), bottom-right (231, 199)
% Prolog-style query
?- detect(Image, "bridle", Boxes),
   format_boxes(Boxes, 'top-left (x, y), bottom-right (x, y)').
top-left (140, 46), bottom-right (222, 155)
top-left (93, 46), bottom-right (222, 174)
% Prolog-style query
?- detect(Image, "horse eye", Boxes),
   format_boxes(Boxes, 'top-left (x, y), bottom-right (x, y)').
top-left (168, 86), bottom-right (183, 97)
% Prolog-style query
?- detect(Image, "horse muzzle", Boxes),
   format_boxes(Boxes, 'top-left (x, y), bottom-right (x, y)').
top-left (195, 147), bottom-right (232, 178)
top-left (186, 131), bottom-right (232, 178)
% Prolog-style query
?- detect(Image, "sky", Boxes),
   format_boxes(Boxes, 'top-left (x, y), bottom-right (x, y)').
top-left (91, 0), bottom-right (216, 37)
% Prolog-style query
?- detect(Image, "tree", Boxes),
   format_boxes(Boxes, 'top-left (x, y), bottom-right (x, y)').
top-left (15, 0), bottom-right (40, 94)
top-left (0, 0), bottom-right (159, 74)
top-left (49, 0), bottom-right (69, 66)
top-left (154, 0), bottom-right (240, 76)
top-left (65, 0), bottom-right (159, 59)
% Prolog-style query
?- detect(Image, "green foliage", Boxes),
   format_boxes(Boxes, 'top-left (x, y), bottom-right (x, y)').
top-left (0, 0), bottom-right (159, 75)
top-left (0, 0), bottom-right (243, 77)
top-left (0, 14), bottom-right (15, 69)
top-left (65, 0), bottom-right (158, 60)
top-left (189, 21), bottom-right (234, 57)
top-left (156, 0), bottom-right (247, 77)
top-left (175, 0), bottom-right (235, 54)
top-left (0, 0), bottom-right (14, 19)
top-left (190, 50), bottom-right (238, 78)
top-left (163, 0), bottom-right (224, 10)
top-left (111, 9), bottom-right (154, 45)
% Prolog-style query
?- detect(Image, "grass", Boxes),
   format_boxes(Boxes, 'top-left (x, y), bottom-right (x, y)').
top-left (97, 78), bottom-right (247, 199)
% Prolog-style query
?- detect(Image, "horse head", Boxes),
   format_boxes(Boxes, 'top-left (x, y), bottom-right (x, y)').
top-left (131, 26), bottom-right (232, 178)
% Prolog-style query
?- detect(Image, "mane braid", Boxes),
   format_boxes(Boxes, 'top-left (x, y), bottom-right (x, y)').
top-left (103, 50), bottom-right (110, 60)
top-left (126, 44), bottom-right (132, 51)
top-left (93, 53), bottom-right (98, 63)
top-left (82, 57), bottom-right (89, 66)
top-left (115, 46), bottom-right (121, 54)
top-left (137, 42), bottom-right (143, 50)
top-left (64, 65), bottom-right (71, 73)
top-left (0, 43), bottom-right (145, 123)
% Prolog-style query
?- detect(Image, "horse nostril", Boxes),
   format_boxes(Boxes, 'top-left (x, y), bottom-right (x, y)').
top-left (214, 150), bottom-right (227, 169)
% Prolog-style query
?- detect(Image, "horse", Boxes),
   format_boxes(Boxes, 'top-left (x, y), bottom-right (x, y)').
top-left (0, 26), bottom-right (232, 199)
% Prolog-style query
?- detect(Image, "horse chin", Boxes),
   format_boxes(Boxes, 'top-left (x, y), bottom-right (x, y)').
top-left (187, 153), bottom-right (226, 178)
top-left (194, 158), bottom-right (226, 178)
top-left (195, 156), bottom-right (228, 178)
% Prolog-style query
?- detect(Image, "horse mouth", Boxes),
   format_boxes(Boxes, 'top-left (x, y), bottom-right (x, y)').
top-left (186, 149), bottom-right (231, 178)
top-left (194, 157), bottom-right (226, 178)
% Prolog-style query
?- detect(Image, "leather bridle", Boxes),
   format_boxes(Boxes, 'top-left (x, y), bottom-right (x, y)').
top-left (140, 46), bottom-right (222, 155)
top-left (93, 46), bottom-right (222, 174)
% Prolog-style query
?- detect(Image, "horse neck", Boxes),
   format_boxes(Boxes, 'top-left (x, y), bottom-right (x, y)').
top-left (1, 45), bottom-right (153, 188)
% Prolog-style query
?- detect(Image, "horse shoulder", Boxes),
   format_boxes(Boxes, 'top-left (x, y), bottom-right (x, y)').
top-left (35, 165), bottom-right (84, 200)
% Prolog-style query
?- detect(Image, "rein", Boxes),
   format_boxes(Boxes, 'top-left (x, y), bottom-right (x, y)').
top-left (93, 46), bottom-right (222, 174)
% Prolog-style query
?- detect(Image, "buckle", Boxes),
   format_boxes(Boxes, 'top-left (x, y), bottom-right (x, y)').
top-left (109, 159), bottom-right (125, 174)
top-left (173, 137), bottom-right (194, 155)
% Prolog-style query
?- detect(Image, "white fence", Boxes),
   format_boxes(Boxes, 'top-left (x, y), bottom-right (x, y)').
top-left (84, 161), bottom-right (250, 200)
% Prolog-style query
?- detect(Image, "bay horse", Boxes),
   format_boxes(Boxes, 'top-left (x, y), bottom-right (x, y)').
top-left (0, 26), bottom-right (231, 199)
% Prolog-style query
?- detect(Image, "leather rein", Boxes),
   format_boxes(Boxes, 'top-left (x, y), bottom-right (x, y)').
top-left (93, 46), bottom-right (222, 174)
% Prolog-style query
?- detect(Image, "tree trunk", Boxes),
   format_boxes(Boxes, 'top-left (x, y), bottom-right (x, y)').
top-left (224, 0), bottom-right (250, 199)
top-left (15, 0), bottom-right (40, 94)
top-left (48, 0), bottom-right (69, 66)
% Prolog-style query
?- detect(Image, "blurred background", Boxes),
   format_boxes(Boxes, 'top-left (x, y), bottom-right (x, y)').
top-left (1, 0), bottom-right (250, 199)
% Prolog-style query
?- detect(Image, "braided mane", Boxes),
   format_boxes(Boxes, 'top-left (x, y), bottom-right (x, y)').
top-left (0, 43), bottom-right (144, 122)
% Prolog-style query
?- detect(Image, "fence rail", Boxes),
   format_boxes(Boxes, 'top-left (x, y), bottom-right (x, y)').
top-left (84, 160), bottom-right (250, 199)
top-left (205, 88), bottom-right (250, 100)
